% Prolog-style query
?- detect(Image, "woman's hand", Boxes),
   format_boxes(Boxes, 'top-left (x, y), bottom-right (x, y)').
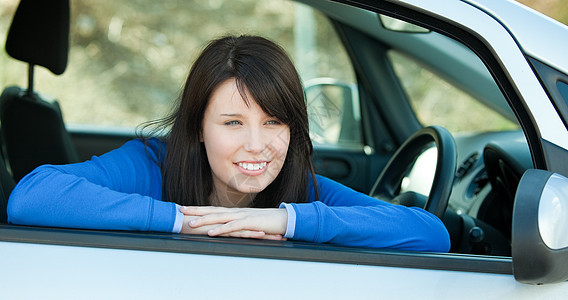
top-left (179, 206), bottom-right (288, 240)
top-left (180, 215), bottom-right (218, 235)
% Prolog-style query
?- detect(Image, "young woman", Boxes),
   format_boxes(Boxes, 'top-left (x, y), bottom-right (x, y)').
top-left (7, 35), bottom-right (450, 252)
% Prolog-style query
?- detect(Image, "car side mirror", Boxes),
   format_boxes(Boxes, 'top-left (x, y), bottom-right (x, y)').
top-left (512, 169), bottom-right (568, 284)
top-left (304, 78), bottom-right (361, 146)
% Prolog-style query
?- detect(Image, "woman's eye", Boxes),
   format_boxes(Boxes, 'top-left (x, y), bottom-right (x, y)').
top-left (224, 120), bottom-right (242, 126)
top-left (266, 120), bottom-right (282, 125)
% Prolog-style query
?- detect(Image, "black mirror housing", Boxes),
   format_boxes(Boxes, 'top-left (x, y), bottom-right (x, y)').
top-left (512, 169), bottom-right (568, 284)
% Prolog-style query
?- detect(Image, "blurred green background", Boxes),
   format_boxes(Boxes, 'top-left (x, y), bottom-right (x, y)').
top-left (517, 0), bottom-right (568, 24)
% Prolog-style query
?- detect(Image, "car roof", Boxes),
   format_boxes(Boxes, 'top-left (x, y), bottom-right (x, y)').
top-left (464, 0), bottom-right (568, 75)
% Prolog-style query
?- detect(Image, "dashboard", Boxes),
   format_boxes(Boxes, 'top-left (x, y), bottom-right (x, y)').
top-left (452, 130), bottom-right (531, 255)
top-left (404, 129), bottom-right (531, 255)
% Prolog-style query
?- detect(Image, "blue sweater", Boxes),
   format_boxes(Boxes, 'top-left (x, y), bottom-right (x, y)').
top-left (7, 138), bottom-right (450, 252)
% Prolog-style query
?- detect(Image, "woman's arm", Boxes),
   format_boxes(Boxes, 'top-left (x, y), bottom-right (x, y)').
top-left (180, 175), bottom-right (452, 251)
top-left (288, 175), bottom-right (451, 252)
top-left (7, 139), bottom-right (180, 232)
top-left (180, 175), bottom-right (450, 251)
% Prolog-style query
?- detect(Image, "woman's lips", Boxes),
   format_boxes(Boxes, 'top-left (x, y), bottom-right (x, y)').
top-left (235, 161), bottom-right (269, 175)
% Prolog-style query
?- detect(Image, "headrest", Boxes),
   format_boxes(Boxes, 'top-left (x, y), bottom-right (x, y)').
top-left (5, 0), bottom-right (70, 75)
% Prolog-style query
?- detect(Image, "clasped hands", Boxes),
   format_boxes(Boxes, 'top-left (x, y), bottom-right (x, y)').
top-left (180, 206), bottom-right (288, 240)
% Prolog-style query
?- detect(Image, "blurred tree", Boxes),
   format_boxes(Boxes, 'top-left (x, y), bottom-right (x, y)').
top-left (516, 0), bottom-right (568, 25)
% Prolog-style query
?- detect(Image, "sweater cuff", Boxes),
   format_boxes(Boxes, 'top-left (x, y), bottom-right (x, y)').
top-left (172, 204), bottom-right (183, 233)
top-left (279, 203), bottom-right (296, 239)
top-left (147, 200), bottom-right (181, 232)
top-left (288, 202), bottom-right (321, 242)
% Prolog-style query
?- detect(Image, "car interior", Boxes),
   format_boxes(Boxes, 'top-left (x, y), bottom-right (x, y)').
top-left (0, 0), bottom-right (535, 258)
top-left (1, 0), bottom-right (78, 183)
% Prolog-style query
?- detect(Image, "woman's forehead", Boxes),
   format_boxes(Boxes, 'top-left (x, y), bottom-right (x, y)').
top-left (207, 79), bottom-right (267, 117)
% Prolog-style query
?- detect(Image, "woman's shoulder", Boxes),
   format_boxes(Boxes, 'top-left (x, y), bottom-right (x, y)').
top-left (309, 174), bottom-right (384, 206)
top-left (120, 137), bottom-right (166, 159)
top-left (311, 174), bottom-right (351, 191)
top-left (123, 137), bottom-right (165, 150)
top-left (75, 137), bottom-right (166, 175)
top-left (307, 174), bottom-right (352, 201)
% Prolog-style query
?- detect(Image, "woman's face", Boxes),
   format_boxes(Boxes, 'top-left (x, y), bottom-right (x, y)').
top-left (201, 78), bottom-right (290, 207)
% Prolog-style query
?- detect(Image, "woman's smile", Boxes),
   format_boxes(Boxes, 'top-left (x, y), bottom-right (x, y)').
top-left (236, 161), bottom-right (269, 172)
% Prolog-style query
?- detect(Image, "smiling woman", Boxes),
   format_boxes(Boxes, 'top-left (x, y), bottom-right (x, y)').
top-left (6, 35), bottom-right (450, 251)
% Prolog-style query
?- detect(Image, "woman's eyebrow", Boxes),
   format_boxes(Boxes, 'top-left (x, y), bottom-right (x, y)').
top-left (220, 113), bottom-right (243, 117)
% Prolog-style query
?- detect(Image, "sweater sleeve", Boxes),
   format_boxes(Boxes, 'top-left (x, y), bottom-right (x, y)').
top-left (7, 139), bottom-right (179, 232)
top-left (289, 175), bottom-right (451, 252)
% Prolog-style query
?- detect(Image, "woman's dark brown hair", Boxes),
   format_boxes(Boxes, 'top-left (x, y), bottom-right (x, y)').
top-left (153, 35), bottom-right (316, 207)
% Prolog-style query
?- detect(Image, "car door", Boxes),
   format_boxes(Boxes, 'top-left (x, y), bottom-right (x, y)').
top-left (2, 0), bottom-right (568, 298)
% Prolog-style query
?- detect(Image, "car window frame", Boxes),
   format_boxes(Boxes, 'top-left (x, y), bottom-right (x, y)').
top-left (0, 224), bottom-right (512, 275)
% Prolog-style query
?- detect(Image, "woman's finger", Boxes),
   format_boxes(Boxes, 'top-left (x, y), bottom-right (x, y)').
top-left (188, 212), bottom-right (244, 228)
top-left (180, 215), bottom-right (218, 235)
top-left (216, 230), bottom-right (285, 240)
top-left (263, 234), bottom-right (287, 241)
top-left (206, 218), bottom-right (258, 236)
top-left (215, 231), bottom-right (285, 240)
top-left (217, 230), bottom-right (266, 239)
top-left (180, 206), bottom-right (234, 216)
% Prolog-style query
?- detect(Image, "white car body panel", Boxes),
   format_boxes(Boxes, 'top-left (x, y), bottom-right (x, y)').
top-left (1, 241), bottom-right (566, 299)
top-left (468, 0), bottom-right (568, 75)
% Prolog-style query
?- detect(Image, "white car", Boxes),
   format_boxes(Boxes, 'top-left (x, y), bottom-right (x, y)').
top-left (1, 0), bottom-right (567, 298)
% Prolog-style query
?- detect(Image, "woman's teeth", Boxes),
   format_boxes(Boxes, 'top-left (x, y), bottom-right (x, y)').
top-left (238, 162), bottom-right (267, 171)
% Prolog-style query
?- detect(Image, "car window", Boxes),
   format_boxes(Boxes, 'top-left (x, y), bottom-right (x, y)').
top-left (388, 50), bottom-right (519, 134)
top-left (559, 81), bottom-right (568, 104)
top-left (0, 0), bottom-right (360, 147)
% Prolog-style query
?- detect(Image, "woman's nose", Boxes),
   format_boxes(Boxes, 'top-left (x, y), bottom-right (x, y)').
top-left (243, 127), bottom-right (266, 154)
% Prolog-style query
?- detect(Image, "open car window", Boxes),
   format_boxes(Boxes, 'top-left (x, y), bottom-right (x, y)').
top-left (0, 0), bottom-right (520, 255)
top-left (389, 50), bottom-right (520, 134)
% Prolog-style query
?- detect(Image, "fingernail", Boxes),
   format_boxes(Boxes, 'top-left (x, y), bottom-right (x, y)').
top-left (189, 220), bottom-right (196, 226)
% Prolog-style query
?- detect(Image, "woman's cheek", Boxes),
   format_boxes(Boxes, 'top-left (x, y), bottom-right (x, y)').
top-left (272, 127), bottom-right (290, 155)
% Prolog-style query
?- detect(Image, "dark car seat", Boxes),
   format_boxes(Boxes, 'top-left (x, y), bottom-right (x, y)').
top-left (0, 151), bottom-right (16, 223)
top-left (0, 0), bottom-right (78, 182)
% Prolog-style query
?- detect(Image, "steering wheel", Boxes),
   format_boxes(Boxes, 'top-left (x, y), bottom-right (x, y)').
top-left (369, 126), bottom-right (457, 219)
